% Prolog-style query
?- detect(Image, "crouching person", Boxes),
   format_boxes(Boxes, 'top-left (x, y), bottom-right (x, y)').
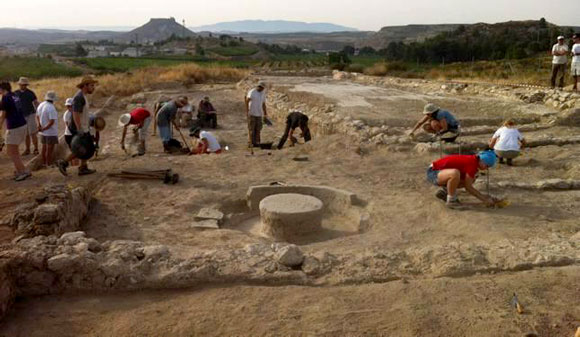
top-left (119, 107), bottom-right (152, 156)
top-left (409, 103), bottom-right (461, 142)
top-left (426, 151), bottom-right (498, 209)
top-left (489, 119), bottom-right (526, 166)
top-left (277, 110), bottom-right (311, 149)
top-left (190, 127), bottom-right (221, 154)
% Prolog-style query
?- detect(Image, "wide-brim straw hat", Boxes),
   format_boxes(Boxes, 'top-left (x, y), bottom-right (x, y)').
top-left (76, 76), bottom-right (98, 89)
top-left (18, 77), bottom-right (30, 85)
top-left (118, 113), bottom-right (131, 127)
top-left (423, 103), bottom-right (440, 115)
top-left (44, 91), bottom-right (58, 101)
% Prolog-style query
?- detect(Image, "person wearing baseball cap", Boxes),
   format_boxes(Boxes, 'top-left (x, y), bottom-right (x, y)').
top-left (245, 81), bottom-right (268, 147)
top-left (63, 98), bottom-right (75, 147)
top-left (571, 33), bottom-right (580, 91)
top-left (14, 76), bottom-right (40, 156)
top-left (426, 150), bottom-right (499, 209)
top-left (551, 36), bottom-right (569, 89)
top-left (408, 103), bottom-right (461, 143)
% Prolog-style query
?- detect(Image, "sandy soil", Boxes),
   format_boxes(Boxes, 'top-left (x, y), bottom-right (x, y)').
top-left (0, 77), bottom-right (579, 336)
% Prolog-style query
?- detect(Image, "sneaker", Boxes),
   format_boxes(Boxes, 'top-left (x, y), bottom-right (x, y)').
top-left (14, 171), bottom-right (31, 182)
top-left (446, 199), bottom-right (464, 210)
top-left (78, 167), bottom-right (96, 176)
top-left (435, 188), bottom-right (448, 202)
top-left (33, 149), bottom-right (39, 155)
top-left (56, 160), bottom-right (69, 176)
top-left (22, 149), bottom-right (31, 156)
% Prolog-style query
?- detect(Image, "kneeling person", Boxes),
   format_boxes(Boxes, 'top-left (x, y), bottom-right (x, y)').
top-left (426, 151), bottom-right (498, 209)
top-left (410, 103), bottom-right (461, 142)
top-left (190, 127), bottom-right (221, 154)
top-left (119, 107), bottom-right (152, 155)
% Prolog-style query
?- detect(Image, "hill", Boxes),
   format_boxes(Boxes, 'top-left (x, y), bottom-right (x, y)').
top-left (0, 28), bottom-right (120, 44)
top-left (363, 24), bottom-right (462, 49)
top-left (191, 20), bottom-right (358, 33)
top-left (117, 18), bottom-right (195, 43)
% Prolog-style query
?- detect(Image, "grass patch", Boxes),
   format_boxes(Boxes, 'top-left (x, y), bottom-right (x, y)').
top-left (0, 56), bottom-right (83, 81)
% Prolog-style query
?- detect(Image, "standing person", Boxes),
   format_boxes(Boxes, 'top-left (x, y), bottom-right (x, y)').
top-left (572, 33), bottom-right (580, 91)
top-left (551, 36), bottom-right (569, 89)
top-left (409, 103), bottom-right (461, 143)
top-left (189, 127), bottom-right (221, 154)
top-left (14, 77), bottom-right (39, 156)
top-left (0, 82), bottom-right (31, 181)
top-left (56, 76), bottom-right (98, 176)
top-left (277, 110), bottom-right (312, 149)
top-left (63, 98), bottom-right (74, 148)
top-left (198, 96), bottom-right (218, 128)
top-left (156, 96), bottom-right (188, 152)
top-left (245, 81), bottom-right (268, 147)
top-left (119, 107), bottom-right (152, 155)
top-left (36, 91), bottom-right (59, 167)
top-left (489, 119), bottom-right (527, 166)
top-left (426, 151), bottom-right (498, 209)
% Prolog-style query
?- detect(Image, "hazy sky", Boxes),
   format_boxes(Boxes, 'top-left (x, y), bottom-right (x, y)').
top-left (5, 0), bottom-right (580, 31)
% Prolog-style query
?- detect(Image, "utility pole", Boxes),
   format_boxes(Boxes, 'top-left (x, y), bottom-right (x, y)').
top-left (182, 19), bottom-right (186, 38)
top-left (135, 33), bottom-right (139, 57)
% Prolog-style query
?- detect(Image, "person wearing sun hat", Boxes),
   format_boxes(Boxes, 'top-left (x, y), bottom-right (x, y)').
top-left (36, 90), bottom-right (59, 166)
top-left (56, 75), bottom-right (98, 177)
top-left (119, 107), bottom-right (152, 155)
top-left (14, 76), bottom-right (40, 156)
top-left (426, 150), bottom-right (499, 209)
top-left (409, 103), bottom-right (461, 143)
top-left (245, 81), bottom-right (268, 147)
top-left (551, 35), bottom-right (569, 89)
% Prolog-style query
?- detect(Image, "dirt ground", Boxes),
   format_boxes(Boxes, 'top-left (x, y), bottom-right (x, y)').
top-left (0, 76), bottom-right (579, 336)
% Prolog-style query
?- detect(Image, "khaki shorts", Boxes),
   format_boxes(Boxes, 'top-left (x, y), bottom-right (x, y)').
top-left (40, 135), bottom-right (59, 145)
top-left (572, 62), bottom-right (580, 77)
top-left (5, 125), bottom-right (27, 145)
top-left (495, 150), bottom-right (520, 159)
top-left (24, 114), bottom-right (37, 135)
top-left (138, 116), bottom-right (152, 141)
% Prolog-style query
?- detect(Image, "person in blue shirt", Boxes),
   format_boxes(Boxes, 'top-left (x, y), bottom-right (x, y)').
top-left (409, 103), bottom-right (461, 142)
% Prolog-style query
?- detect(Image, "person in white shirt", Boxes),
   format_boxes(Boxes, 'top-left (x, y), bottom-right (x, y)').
top-left (63, 98), bottom-right (74, 145)
top-left (245, 81), bottom-right (268, 147)
top-left (36, 91), bottom-right (59, 166)
top-left (551, 36), bottom-right (569, 89)
top-left (489, 119), bottom-right (527, 166)
top-left (571, 33), bottom-right (580, 91)
top-left (189, 127), bottom-right (221, 154)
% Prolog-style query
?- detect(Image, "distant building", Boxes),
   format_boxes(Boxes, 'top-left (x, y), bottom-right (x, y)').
top-left (121, 47), bottom-right (139, 57)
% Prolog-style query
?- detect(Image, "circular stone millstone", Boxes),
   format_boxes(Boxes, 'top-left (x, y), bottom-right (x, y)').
top-left (259, 193), bottom-right (324, 241)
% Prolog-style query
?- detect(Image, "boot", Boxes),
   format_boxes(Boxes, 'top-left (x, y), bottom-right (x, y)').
top-left (78, 166), bottom-right (96, 176)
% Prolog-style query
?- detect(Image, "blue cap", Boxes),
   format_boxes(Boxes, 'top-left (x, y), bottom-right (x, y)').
top-left (478, 150), bottom-right (497, 168)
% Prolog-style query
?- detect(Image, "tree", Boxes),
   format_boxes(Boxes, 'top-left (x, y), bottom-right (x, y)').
top-left (75, 43), bottom-right (88, 57)
top-left (539, 18), bottom-right (547, 29)
top-left (341, 45), bottom-right (356, 55)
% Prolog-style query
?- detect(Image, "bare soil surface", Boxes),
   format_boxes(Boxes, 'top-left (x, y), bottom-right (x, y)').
top-left (1, 76), bottom-right (579, 336)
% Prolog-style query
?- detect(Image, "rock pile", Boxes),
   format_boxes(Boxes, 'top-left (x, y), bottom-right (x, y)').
top-left (9, 185), bottom-right (91, 238)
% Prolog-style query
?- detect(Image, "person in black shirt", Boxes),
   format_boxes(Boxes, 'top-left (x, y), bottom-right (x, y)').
top-left (277, 110), bottom-right (311, 149)
top-left (14, 77), bottom-right (39, 156)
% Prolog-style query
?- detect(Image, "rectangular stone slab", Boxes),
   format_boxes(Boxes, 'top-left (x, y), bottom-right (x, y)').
top-left (191, 219), bottom-right (220, 229)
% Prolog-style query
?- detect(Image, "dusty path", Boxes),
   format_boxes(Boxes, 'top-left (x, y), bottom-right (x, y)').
top-left (0, 76), bottom-right (579, 336)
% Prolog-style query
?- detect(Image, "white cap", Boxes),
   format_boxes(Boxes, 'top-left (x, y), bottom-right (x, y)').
top-left (557, 35), bottom-right (565, 40)
top-left (257, 81), bottom-right (266, 88)
top-left (181, 104), bottom-right (193, 113)
top-left (44, 91), bottom-right (57, 101)
top-left (118, 113), bottom-right (131, 127)
top-left (65, 98), bottom-right (73, 106)
top-left (423, 103), bottom-right (440, 115)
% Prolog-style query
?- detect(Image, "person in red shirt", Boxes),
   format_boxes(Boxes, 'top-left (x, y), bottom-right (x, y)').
top-left (426, 151), bottom-right (498, 208)
top-left (119, 107), bottom-right (152, 156)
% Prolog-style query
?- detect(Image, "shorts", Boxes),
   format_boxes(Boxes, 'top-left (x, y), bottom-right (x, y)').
top-left (426, 167), bottom-right (440, 186)
top-left (495, 150), bottom-right (520, 159)
top-left (65, 135), bottom-right (74, 148)
top-left (572, 62), bottom-right (580, 77)
top-left (138, 116), bottom-right (152, 141)
top-left (24, 115), bottom-right (37, 135)
top-left (40, 135), bottom-right (59, 145)
top-left (440, 127), bottom-right (461, 143)
top-left (5, 125), bottom-right (27, 145)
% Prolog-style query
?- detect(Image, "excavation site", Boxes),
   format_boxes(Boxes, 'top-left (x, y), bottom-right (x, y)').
top-left (0, 71), bottom-right (579, 337)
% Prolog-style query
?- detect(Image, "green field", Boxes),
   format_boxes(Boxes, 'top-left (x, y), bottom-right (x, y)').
top-left (0, 56), bottom-right (83, 81)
